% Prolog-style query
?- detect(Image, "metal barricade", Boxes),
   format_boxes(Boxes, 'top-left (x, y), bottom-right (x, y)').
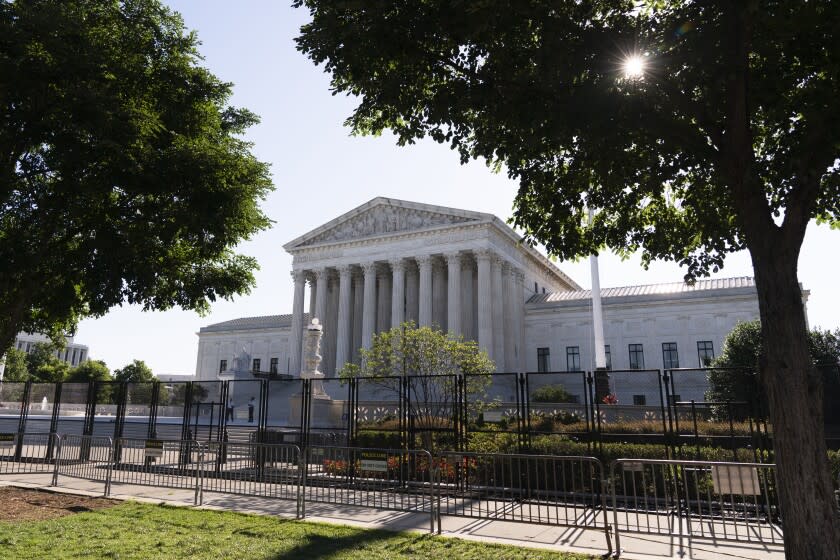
top-left (436, 451), bottom-right (611, 552)
top-left (0, 433), bottom-right (58, 475)
top-left (610, 458), bottom-right (783, 553)
top-left (110, 438), bottom-right (203, 504)
top-left (302, 445), bottom-right (436, 533)
top-left (53, 434), bottom-right (114, 495)
top-left (200, 441), bottom-right (302, 516)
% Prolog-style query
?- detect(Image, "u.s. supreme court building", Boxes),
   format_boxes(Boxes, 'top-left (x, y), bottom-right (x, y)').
top-left (194, 197), bottom-right (773, 404)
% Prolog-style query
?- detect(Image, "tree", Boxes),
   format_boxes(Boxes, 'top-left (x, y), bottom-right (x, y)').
top-left (66, 359), bottom-right (111, 384)
top-left (341, 323), bottom-right (494, 451)
top-left (115, 359), bottom-right (158, 403)
top-left (295, 3), bottom-right (840, 555)
top-left (531, 384), bottom-right (576, 404)
top-left (0, 0), bottom-right (273, 353)
top-left (709, 321), bottom-right (840, 421)
top-left (26, 342), bottom-right (69, 383)
top-left (1, 348), bottom-right (29, 382)
top-left (114, 360), bottom-right (155, 384)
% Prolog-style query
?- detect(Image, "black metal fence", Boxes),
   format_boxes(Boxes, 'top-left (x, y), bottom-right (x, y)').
top-left (6, 434), bottom-right (796, 553)
top-left (2, 365), bottom-right (839, 463)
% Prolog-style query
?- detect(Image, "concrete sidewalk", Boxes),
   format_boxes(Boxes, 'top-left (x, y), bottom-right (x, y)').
top-left (0, 475), bottom-right (785, 560)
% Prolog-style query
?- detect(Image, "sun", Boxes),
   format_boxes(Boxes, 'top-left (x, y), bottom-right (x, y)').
top-left (623, 55), bottom-right (645, 79)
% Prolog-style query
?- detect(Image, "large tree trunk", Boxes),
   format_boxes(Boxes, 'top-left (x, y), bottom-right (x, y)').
top-left (750, 246), bottom-right (840, 559)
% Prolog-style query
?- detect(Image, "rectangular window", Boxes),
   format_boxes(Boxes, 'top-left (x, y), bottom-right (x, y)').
top-left (71, 349), bottom-right (77, 365)
top-left (537, 347), bottom-right (551, 373)
top-left (628, 344), bottom-right (645, 370)
top-left (566, 346), bottom-right (581, 372)
top-left (604, 345), bottom-right (612, 370)
top-left (219, 360), bottom-right (227, 373)
top-left (270, 358), bottom-right (278, 374)
top-left (17, 342), bottom-right (23, 350)
top-left (662, 342), bottom-right (679, 369)
top-left (697, 341), bottom-right (715, 366)
top-left (633, 395), bottom-right (647, 406)
top-left (79, 350), bottom-right (85, 363)
top-left (252, 358), bottom-right (261, 372)
top-left (25, 342), bottom-right (31, 352)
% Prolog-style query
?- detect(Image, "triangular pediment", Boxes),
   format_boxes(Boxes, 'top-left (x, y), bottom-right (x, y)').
top-left (284, 198), bottom-right (491, 250)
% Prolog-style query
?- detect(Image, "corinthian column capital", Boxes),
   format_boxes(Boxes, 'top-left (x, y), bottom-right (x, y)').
top-left (473, 248), bottom-right (494, 262)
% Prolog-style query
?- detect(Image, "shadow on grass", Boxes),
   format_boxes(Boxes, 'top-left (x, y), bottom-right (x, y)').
top-left (269, 528), bottom-right (423, 559)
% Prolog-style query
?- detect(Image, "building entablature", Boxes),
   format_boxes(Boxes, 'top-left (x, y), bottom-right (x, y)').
top-left (284, 197), bottom-right (579, 293)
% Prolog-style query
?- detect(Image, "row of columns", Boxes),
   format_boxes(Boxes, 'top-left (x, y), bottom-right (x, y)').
top-left (287, 250), bottom-right (527, 375)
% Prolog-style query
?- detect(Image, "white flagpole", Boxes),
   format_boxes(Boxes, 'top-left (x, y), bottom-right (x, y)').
top-left (589, 208), bottom-right (607, 369)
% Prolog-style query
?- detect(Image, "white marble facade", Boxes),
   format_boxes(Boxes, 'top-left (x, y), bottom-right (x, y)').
top-left (194, 198), bottom-right (776, 384)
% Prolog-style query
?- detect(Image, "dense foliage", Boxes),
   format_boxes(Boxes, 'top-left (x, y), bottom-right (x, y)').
top-left (708, 320), bottom-right (840, 419)
top-left (0, 0), bottom-right (273, 352)
top-left (0, 342), bottom-right (161, 392)
top-left (530, 384), bottom-right (576, 404)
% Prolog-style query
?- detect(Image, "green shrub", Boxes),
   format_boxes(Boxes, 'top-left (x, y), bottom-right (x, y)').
top-left (531, 384), bottom-right (576, 403)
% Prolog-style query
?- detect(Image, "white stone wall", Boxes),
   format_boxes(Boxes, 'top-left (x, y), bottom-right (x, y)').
top-left (525, 293), bottom-right (759, 372)
top-left (524, 291), bottom-right (760, 403)
top-left (195, 328), bottom-right (291, 381)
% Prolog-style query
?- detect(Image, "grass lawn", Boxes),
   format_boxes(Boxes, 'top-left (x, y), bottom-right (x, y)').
top-left (0, 501), bottom-right (592, 559)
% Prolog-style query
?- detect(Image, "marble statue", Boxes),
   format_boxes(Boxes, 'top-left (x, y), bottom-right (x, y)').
top-left (301, 319), bottom-right (329, 398)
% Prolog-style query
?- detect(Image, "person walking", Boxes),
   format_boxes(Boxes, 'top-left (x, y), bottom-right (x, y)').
top-left (247, 397), bottom-right (255, 423)
top-left (225, 398), bottom-right (234, 421)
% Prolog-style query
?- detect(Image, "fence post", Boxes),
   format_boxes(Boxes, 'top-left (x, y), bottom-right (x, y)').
top-left (14, 381), bottom-right (32, 460)
top-left (46, 382), bottom-right (63, 460)
top-left (298, 446), bottom-right (307, 519)
top-left (104, 437), bottom-right (114, 497)
top-left (610, 461), bottom-right (622, 557)
top-left (598, 460), bottom-right (613, 556)
top-left (50, 434), bottom-right (63, 487)
top-left (194, 442), bottom-right (204, 506)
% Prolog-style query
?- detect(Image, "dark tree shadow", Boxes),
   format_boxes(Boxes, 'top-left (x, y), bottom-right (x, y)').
top-left (268, 529), bottom-right (427, 559)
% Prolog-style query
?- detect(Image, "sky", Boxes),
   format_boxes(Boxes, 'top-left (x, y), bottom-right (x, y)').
top-left (76, 1), bottom-right (840, 375)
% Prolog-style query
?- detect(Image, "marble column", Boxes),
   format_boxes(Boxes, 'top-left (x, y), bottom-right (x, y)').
top-left (445, 252), bottom-right (462, 336)
top-left (475, 250), bottom-right (494, 363)
top-left (325, 272), bottom-right (339, 375)
top-left (313, 268), bottom-right (328, 325)
top-left (417, 255), bottom-right (433, 327)
top-left (352, 273), bottom-right (364, 363)
top-left (308, 276), bottom-right (317, 320)
top-left (335, 265), bottom-right (353, 373)
top-left (432, 258), bottom-right (447, 331)
top-left (376, 266), bottom-right (392, 333)
top-left (460, 257), bottom-right (475, 341)
top-left (289, 270), bottom-right (306, 376)
top-left (361, 263), bottom-right (377, 350)
top-left (391, 258), bottom-right (406, 328)
top-left (502, 263), bottom-right (516, 372)
top-left (515, 270), bottom-right (527, 372)
top-left (405, 263), bottom-right (419, 324)
top-left (491, 256), bottom-right (505, 372)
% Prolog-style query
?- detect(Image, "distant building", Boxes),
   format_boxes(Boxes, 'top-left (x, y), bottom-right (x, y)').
top-left (155, 373), bottom-right (196, 384)
top-left (13, 332), bottom-right (90, 367)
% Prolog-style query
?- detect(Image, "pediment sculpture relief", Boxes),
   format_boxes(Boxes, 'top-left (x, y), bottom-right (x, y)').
top-left (305, 206), bottom-right (474, 244)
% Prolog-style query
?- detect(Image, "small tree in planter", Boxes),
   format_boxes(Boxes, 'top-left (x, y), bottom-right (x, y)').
top-left (340, 322), bottom-right (494, 452)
